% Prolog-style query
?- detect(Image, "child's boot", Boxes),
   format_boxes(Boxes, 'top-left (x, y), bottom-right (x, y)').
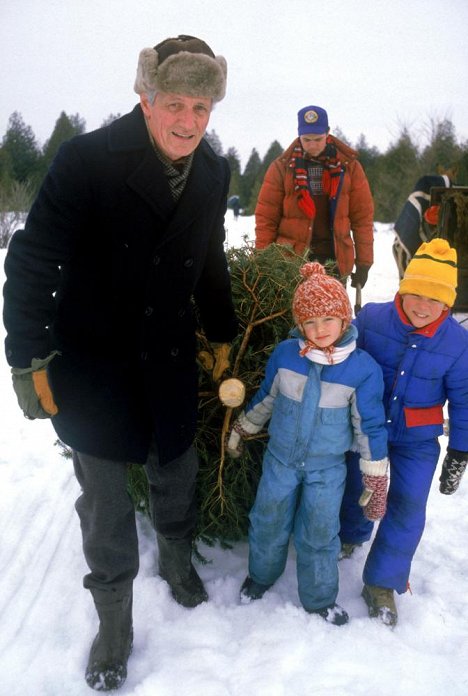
top-left (362, 584), bottom-right (398, 626)
top-left (240, 576), bottom-right (272, 603)
top-left (307, 603), bottom-right (349, 626)
top-left (339, 542), bottom-right (362, 560)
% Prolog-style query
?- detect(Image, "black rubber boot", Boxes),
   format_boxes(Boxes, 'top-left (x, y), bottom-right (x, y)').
top-left (157, 533), bottom-right (208, 608)
top-left (85, 586), bottom-right (133, 691)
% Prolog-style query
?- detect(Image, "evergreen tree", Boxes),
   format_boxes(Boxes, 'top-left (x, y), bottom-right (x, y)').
top-left (355, 134), bottom-right (381, 202)
top-left (0, 147), bottom-right (13, 190)
top-left (101, 113), bottom-right (121, 127)
top-left (419, 118), bottom-right (461, 174)
top-left (242, 141), bottom-right (284, 217)
top-left (333, 126), bottom-right (351, 146)
top-left (241, 148), bottom-right (262, 214)
top-left (225, 147), bottom-right (243, 203)
top-left (1, 112), bottom-right (41, 185)
top-left (373, 128), bottom-right (419, 221)
top-left (262, 140), bottom-right (283, 171)
top-left (204, 129), bottom-right (223, 155)
top-left (41, 111), bottom-right (86, 172)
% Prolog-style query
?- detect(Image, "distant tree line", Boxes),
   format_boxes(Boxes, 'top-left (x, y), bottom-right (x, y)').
top-left (1, 109), bottom-right (468, 247)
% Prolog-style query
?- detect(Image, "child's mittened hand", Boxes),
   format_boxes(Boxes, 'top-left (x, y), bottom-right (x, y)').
top-left (226, 428), bottom-right (243, 458)
top-left (439, 449), bottom-right (468, 494)
top-left (359, 473), bottom-right (388, 521)
top-left (226, 420), bottom-right (250, 458)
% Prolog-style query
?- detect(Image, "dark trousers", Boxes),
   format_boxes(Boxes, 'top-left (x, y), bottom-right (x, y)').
top-left (72, 442), bottom-right (199, 593)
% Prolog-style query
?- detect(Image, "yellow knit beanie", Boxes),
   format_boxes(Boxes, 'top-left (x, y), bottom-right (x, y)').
top-left (399, 238), bottom-right (457, 307)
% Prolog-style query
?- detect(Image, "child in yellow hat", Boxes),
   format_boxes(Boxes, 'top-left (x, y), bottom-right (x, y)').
top-left (340, 238), bottom-right (468, 627)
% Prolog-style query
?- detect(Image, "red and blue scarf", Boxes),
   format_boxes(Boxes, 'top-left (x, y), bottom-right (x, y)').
top-left (290, 137), bottom-right (343, 218)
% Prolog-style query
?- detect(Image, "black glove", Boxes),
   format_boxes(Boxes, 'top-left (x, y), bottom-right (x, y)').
top-left (439, 448), bottom-right (468, 494)
top-left (350, 265), bottom-right (370, 288)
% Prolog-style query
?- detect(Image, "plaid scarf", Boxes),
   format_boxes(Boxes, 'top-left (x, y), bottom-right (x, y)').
top-left (145, 119), bottom-right (194, 201)
top-left (290, 137), bottom-right (343, 218)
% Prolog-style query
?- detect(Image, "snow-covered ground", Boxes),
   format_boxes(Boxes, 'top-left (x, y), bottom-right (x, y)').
top-left (1, 214), bottom-right (468, 696)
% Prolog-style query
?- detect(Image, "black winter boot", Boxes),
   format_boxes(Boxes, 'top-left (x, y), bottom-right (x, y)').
top-left (157, 533), bottom-right (208, 608)
top-left (240, 576), bottom-right (272, 603)
top-left (85, 586), bottom-right (133, 691)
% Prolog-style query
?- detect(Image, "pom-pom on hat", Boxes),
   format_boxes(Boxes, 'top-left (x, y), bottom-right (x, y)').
top-left (134, 34), bottom-right (227, 102)
top-left (297, 105), bottom-right (329, 136)
top-left (293, 262), bottom-right (352, 326)
top-left (399, 238), bottom-right (457, 308)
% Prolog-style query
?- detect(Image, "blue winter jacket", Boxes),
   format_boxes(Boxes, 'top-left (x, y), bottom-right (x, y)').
top-left (240, 325), bottom-right (388, 469)
top-left (354, 298), bottom-right (468, 450)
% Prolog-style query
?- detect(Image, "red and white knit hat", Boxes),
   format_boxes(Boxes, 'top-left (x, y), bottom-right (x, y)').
top-left (293, 262), bottom-right (352, 326)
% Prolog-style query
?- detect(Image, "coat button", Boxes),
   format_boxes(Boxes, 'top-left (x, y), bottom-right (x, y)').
top-left (170, 347), bottom-right (179, 357)
top-left (184, 258), bottom-right (194, 267)
top-left (178, 308), bottom-right (186, 318)
top-left (153, 255), bottom-right (160, 266)
top-left (144, 306), bottom-right (153, 316)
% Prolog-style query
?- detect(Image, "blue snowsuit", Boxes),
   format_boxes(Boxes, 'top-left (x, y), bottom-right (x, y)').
top-left (340, 296), bottom-right (468, 594)
top-left (240, 325), bottom-right (387, 611)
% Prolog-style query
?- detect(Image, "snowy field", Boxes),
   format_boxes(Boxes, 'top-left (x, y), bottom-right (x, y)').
top-left (1, 213), bottom-right (468, 696)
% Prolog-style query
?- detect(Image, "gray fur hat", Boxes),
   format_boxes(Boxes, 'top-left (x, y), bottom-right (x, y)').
top-left (134, 34), bottom-right (227, 102)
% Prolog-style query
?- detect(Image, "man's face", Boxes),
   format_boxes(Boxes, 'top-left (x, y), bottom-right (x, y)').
top-left (300, 132), bottom-right (328, 158)
top-left (140, 91), bottom-right (212, 161)
top-left (401, 293), bottom-right (448, 328)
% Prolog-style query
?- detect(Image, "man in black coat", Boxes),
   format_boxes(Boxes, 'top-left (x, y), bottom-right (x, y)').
top-left (3, 35), bottom-right (238, 691)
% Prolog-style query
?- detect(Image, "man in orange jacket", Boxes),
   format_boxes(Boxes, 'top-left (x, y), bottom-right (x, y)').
top-left (255, 105), bottom-right (374, 287)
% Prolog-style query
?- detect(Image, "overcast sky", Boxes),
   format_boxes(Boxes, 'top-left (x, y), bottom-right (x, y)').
top-left (2, 0), bottom-right (468, 168)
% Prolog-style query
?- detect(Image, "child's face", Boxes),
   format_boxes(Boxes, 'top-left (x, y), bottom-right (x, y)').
top-left (401, 293), bottom-right (448, 328)
top-left (302, 316), bottom-right (344, 348)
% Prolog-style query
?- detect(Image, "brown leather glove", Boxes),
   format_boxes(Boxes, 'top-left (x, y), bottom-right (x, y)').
top-left (11, 352), bottom-right (59, 419)
top-left (198, 342), bottom-right (231, 381)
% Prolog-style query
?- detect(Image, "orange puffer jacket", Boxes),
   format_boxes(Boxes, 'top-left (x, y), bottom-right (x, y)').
top-left (255, 136), bottom-right (374, 277)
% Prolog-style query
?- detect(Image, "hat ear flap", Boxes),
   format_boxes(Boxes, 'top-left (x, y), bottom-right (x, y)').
top-left (134, 48), bottom-right (159, 94)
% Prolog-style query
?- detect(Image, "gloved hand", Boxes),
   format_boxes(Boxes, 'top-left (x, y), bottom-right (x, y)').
top-left (11, 352), bottom-right (59, 419)
top-left (424, 204), bottom-right (440, 226)
top-left (198, 342), bottom-right (231, 382)
top-left (212, 343), bottom-right (231, 381)
top-left (350, 264), bottom-right (370, 288)
top-left (226, 412), bottom-right (262, 459)
top-left (226, 420), bottom-right (250, 459)
top-left (439, 448), bottom-right (468, 494)
top-left (359, 457), bottom-right (389, 521)
top-left (359, 473), bottom-right (388, 520)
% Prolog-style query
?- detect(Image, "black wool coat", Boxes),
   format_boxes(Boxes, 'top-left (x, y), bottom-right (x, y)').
top-left (3, 105), bottom-right (238, 464)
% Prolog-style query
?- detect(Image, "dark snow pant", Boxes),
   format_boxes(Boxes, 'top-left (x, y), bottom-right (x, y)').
top-left (340, 440), bottom-right (440, 594)
top-left (248, 452), bottom-right (346, 611)
top-left (72, 442), bottom-right (199, 593)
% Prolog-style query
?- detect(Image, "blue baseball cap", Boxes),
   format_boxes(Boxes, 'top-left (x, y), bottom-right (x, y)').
top-left (297, 105), bottom-right (329, 135)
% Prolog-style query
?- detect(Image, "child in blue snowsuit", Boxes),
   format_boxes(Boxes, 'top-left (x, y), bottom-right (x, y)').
top-left (227, 262), bottom-right (389, 625)
top-left (340, 238), bottom-right (468, 626)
